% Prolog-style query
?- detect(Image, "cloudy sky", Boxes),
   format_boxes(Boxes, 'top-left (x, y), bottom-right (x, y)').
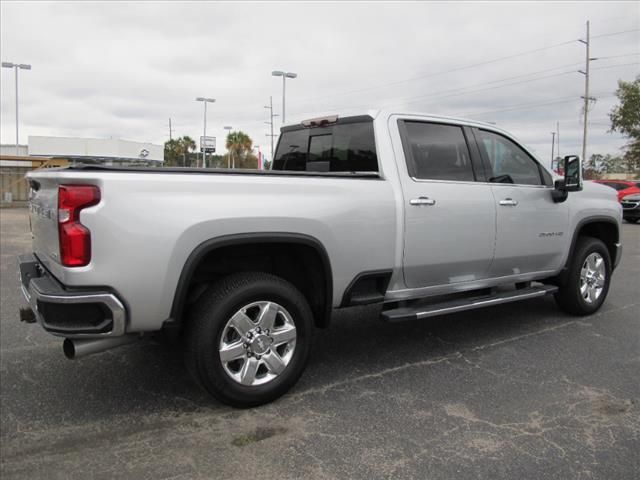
top-left (1, 1), bottom-right (638, 161)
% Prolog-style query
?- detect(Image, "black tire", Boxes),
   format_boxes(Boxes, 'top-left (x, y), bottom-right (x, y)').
top-left (554, 236), bottom-right (611, 316)
top-left (184, 272), bottom-right (313, 408)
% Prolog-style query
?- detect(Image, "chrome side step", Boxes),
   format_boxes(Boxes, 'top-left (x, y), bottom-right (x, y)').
top-left (381, 285), bottom-right (558, 323)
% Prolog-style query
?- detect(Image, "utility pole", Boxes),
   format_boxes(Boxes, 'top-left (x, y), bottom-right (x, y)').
top-left (579, 21), bottom-right (597, 164)
top-left (168, 118), bottom-right (173, 140)
top-left (550, 131), bottom-right (556, 168)
top-left (264, 96), bottom-right (279, 162)
top-left (556, 121), bottom-right (560, 160)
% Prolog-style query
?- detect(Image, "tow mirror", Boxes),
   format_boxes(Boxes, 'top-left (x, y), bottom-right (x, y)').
top-left (563, 155), bottom-right (582, 192)
top-left (552, 155), bottom-right (582, 202)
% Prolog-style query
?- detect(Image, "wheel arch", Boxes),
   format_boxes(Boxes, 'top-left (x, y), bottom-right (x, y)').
top-left (169, 233), bottom-right (334, 330)
top-left (557, 216), bottom-right (620, 285)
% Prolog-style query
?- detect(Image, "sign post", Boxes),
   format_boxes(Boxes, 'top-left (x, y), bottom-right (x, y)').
top-left (200, 136), bottom-right (216, 167)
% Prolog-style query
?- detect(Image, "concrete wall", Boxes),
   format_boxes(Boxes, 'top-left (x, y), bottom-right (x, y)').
top-left (0, 145), bottom-right (28, 157)
top-left (602, 173), bottom-right (638, 180)
top-left (0, 157), bottom-right (68, 205)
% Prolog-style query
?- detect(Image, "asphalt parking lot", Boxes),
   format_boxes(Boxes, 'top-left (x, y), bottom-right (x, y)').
top-left (1, 207), bottom-right (638, 480)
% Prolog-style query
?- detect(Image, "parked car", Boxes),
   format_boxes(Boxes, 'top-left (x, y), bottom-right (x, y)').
top-left (593, 179), bottom-right (640, 201)
top-left (19, 111), bottom-right (622, 407)
top-left (620, 193), bottom-right (640, 223)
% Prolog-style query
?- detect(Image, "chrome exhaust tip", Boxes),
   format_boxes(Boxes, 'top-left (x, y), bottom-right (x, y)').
top-left (63, 335), bottom-right (138, 359)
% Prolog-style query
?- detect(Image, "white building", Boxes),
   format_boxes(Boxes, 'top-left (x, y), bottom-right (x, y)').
top-left (27, 136), bottom-right (163, 164)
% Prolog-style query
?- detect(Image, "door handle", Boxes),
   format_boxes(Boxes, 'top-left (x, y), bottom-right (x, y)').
top-left (499, 198), bottom-right (518, 206)
top-left (410, 196), bottom-right (436, 206)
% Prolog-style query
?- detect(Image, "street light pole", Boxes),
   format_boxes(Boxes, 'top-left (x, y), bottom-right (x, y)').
top-left (271, 70), bottom-right (297, 124)
top-left (196, 97), bottom-right (215, 168)
top-left (2, 61), bottom-right (32, 155)
top-left (550, 131), bottom-right (556, 169)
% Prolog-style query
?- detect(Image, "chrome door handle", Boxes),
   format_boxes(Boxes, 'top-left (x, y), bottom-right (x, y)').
top-left (499, 198), bottom-right (518, 206)
top-left (410, 196), bottom-right (436, 206)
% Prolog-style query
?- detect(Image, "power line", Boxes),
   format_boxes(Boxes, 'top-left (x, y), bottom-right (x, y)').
top-left (285, 69), bottom-right (580, 118)
top-left (591, 28), bottom-right (640, 40)
top-left (380, 70), bottom-right (578, 109)
top-left (274, 60), bottom-right (637, 122)
top-left (236, 60), bottom-right (633, 132)
top-left (290, 59), bottom-right (636, 119)
top-left (277, 28), bottom-right (639, 110)
top-left (229, 28), bottom-right (639, 135)
top-left (463, 96), bottom-right (580, 117)
top-left (461, 92), bottom-right (614, 118)
top-left (591, 62), bottom-right (640, 71)
top-left (596, 52), bottom-right (640, 60)
top-left (288, 39), bottom-right (581, 108)
top-left (228, 28), bottom-right (639, 125)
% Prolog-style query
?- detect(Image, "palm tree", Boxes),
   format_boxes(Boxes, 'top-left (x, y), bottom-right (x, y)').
top-left (180, 136), bottom-right (196, 153)
top-left (164, 136), bottom-right (197, 166)
top-left (225, 131), bottom-right (253, 168)
top-left (179, 136), bottom-right (196, 166)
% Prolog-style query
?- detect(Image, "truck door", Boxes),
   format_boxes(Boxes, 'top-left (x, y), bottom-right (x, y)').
top-left (396, 119), bottom-right (497, 288)
top-left (472, 128), bottom-right (570, 277)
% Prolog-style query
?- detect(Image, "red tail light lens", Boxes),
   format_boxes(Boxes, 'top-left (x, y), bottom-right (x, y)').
top-left (58, 185), bottom-right (101, 267)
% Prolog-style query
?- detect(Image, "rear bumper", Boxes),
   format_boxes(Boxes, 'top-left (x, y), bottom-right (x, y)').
top-left (18, 253), bottom-right (127, 338)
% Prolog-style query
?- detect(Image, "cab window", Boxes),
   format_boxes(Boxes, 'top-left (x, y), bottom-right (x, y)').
top-left (477, 130), bottom-right (546, 186)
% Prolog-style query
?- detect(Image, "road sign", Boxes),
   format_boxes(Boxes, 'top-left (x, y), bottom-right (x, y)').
top-left (200, 136), bottom-right (216, 153)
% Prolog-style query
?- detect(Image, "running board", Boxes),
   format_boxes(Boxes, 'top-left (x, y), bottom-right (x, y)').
top-left (381, 285), bottom-right (558, 323)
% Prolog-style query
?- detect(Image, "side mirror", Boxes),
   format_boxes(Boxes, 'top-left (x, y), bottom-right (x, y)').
top-left (551, 155), bottom-right (582, 203)
top-left (563, 155), bottom-right (582, 192)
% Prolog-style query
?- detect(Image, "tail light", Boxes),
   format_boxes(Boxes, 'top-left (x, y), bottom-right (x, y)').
top-left (58, 185), bottom-right (101, 267)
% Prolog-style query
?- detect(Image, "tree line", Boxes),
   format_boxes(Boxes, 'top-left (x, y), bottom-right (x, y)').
top-left (164, 131), bottom-right (271, 169)
top-left (582, 75), bottom-right (639, 179)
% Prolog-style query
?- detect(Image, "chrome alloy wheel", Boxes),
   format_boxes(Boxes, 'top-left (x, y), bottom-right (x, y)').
top-left (580, 252), bottom-right (606, 305)
top-left (218, 301), bottom-right (297, 386)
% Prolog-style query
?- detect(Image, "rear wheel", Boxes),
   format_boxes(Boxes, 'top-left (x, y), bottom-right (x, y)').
top-left (554, 236), bottom-right (611, 315)
top-left (184, 272), bottom-right (313, 407)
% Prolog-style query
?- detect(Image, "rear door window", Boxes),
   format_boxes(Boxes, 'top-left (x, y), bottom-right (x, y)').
top-left (402, 122), bottom-right (475, 182)
top-left (272, 119), bottom-right (378, 172)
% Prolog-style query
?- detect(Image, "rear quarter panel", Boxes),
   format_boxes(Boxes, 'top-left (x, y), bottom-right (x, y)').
top-left (29, 170), bottom-right (397, 332)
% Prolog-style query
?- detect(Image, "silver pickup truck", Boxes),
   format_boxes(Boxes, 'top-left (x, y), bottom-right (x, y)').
top-left (19, 111), bottom-right (622, 407)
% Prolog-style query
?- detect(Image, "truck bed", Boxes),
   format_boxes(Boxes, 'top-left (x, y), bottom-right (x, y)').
top-left (60, 164), bottom-right (382, 179)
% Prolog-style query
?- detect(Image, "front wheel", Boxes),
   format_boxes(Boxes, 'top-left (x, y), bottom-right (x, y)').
top-left (554, 236), bottom-right (612, 315)
top-left (184, 272), bottom-right (313, 407)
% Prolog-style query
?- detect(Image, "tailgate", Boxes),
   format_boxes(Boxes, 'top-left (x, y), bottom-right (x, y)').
top-left (27, 176), bottom-right (61, 269)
